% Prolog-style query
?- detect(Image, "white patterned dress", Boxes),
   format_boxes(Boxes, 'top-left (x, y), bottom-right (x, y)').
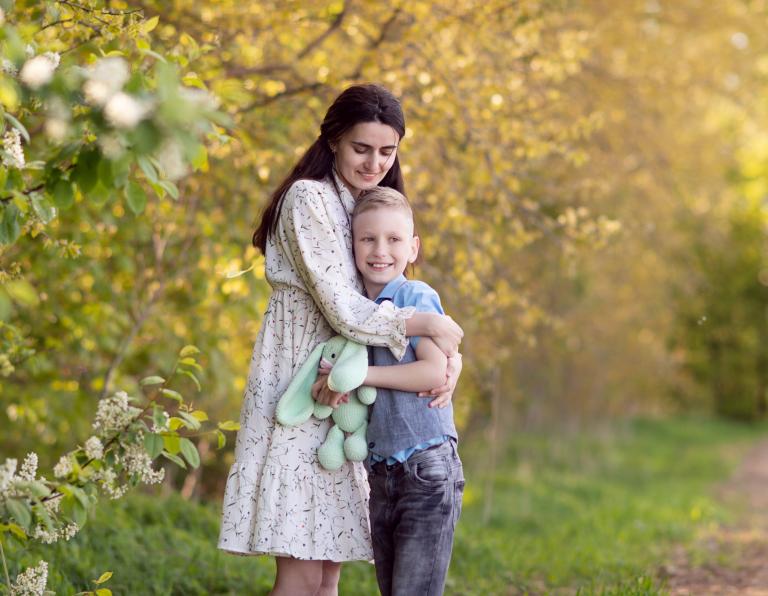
top-left (218, 172), bottom-right (414, 561)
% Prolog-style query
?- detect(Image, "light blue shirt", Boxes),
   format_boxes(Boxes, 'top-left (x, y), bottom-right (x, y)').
top-left (369, 275), bottom-right (449, 464)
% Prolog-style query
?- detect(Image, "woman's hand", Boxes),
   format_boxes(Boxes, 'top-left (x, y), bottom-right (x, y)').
top-left (419, 352), bottom-right (463, 408)
top-left (311, 373), bottom-right (349, 408)
top-left (429, 315), bottom-right (464, 357)
top-left (406, 313), bottom-right (464, 357)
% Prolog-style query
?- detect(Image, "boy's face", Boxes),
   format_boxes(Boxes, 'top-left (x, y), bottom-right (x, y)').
top-left (352, 206), bottom-right (420, 297)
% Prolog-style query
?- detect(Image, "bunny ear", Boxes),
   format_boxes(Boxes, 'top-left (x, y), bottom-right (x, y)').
top-left (275, 342), bottom-right (325, 426)
top-left (328, 340), bottom-right (368, 392)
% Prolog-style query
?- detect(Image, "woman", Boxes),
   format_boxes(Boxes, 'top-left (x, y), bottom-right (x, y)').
top-left (218, 84), bottom-right (463, 596)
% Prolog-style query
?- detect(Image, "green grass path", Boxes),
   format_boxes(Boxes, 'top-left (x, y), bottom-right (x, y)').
top-left (3, 417), bottom-right (765, 594)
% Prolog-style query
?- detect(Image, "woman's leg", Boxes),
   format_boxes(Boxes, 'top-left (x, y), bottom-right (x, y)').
top-left (270, 557), bottom-right (323, 596)
top-left (316, 561), bottom-right (342, 596)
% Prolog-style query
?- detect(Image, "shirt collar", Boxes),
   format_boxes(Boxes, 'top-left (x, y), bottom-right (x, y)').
top-left (331, 168), bottom-right (356, 217)
top-left (373, 274), bottom-right (408, 303)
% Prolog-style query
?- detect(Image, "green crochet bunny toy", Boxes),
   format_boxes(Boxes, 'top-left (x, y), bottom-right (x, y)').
top-left (275, 335), bottom-right (376, 471)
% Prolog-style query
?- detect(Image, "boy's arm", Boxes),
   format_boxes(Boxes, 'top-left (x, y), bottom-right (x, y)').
top-left (364, 337), bottom-right (447, 392)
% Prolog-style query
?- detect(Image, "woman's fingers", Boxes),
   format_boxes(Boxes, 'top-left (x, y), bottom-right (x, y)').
top-left (432, 315), bottom-right (464, 357)
top-left (446, 353), bottom-right (463, 384)
top-left (418, 384), bottom-right (450, 398)
top-left (429, 392), bottom-right (452, 409)
top-left (432, 334), bottom-right (459, 357)
top-left (419, 351), bottom-right (463, 407)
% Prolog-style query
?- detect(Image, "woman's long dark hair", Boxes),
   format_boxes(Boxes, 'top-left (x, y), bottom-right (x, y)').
top-left (252, 84), bottom-right (406, 253)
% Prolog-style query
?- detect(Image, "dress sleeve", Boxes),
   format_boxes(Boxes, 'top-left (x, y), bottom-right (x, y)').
top-left (277, 180), bottom-right (414, 360)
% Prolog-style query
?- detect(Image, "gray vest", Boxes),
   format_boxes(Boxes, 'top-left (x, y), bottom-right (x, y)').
top-left (366, 340), bottom-right (458, 459)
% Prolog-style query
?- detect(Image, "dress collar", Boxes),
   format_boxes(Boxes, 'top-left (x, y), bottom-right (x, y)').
top-left (331, 168), bottom-right (356, 217)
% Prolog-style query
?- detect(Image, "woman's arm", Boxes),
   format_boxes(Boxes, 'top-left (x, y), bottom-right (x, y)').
top-left (405, 312), bottom-right (463, 357)
top-left (364, 338), bottom-right (447, 392)
top-left (280, 181), bottom-right (413, 360)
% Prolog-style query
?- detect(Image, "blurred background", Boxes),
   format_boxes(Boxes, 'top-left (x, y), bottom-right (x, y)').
top-left (3, 0), bottom-right (768, 593)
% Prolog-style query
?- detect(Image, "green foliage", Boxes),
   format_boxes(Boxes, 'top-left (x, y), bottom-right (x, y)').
top-left (3, 492), bottom-right (274, 595)
top-left (0, 344), bottom-right (238, 592)
top-left (672, 198), bottom-right (768, 420)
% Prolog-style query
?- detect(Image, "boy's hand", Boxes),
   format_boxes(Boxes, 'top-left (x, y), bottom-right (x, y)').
top-left (311, 373), bottom-right (349, 408)
top-left (420, 352), bottom-right (463, 408)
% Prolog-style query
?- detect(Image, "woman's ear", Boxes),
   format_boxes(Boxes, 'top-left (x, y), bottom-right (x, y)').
top-left (275, 342), bottom-right (326, 426)
top-left (408, 235), bottom-right (420, 264)
top-left (328, 340), bottom-right (368, 392)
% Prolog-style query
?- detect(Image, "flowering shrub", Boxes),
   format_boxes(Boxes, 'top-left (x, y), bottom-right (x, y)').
top-left (0, 344), bottom-right (239, 595)
top-left (0, 0), bottom-right (228, 376)
top-left (0, 2), bottom-right (235, 593)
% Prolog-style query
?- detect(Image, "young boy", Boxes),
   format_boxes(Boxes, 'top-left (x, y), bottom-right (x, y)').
top-left (352, 186), bottom-right (464, 596)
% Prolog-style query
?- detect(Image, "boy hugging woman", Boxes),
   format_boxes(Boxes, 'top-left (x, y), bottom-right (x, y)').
top-left (338, 186), bottom-right (464, 595)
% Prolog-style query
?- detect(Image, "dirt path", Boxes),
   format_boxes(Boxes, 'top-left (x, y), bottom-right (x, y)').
top-left (661, 439), bottom-right (768, 595)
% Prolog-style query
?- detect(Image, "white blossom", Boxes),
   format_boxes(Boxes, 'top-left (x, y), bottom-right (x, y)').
top-left (119, 442), bottom-right (164, 484)
top-left (0, 458), bottom-right (18, 494)
top-left (93, 391), bottom-right (141, 435)
top-left (19, 53), bottom-right (59, 90)
top-left (24, 44), bottom-right (35, 58)
top-left (155, 141), bottom-right (187, 181)
top-left (43, 97), bottom-right (69, 142)
top-left (2, 129), bottom-right (25, 169)
top-left (97, 133), bottom-right (126, 159)
top-left (18, 452), bottom-right (38, 481)
top-left (33, 521), bottom-right (79, 544)
top-left (52, 455), bottom-right (72, 479)
top-left (10, 560), bottom-right (48, 596)
top-left (83, 80), bottom-right (112, 106)
top-left (84, 436), bottom-right (104, 460)
top-left (30, 525), bottom-right (58, 544)
top-left (61, 522), bottom-right (79, 540)
top-left (83, 57), bottom-right (129, 106)
top-left (44, 118), bottom-right (68, 142)
top-left (43, 497), bottom-right (60, 515)
top-left (150, 410), bottom-right (171, 433)
top-left (93, 467), bottom-right (127, 500)
top-left (104, 92), bottom-right (150, 129)
top-left (180, 86), bottom-right (220, 110)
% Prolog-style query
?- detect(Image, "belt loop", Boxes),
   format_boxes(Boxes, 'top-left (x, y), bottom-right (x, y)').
top-left (402, 456), bottom-right (411, 475)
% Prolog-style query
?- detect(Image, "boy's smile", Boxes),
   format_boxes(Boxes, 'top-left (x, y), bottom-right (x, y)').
top-left (352, 207), bottom-right (420, 299)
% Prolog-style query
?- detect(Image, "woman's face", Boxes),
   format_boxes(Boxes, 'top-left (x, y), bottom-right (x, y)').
top-left (333, 121), bottom-right (400, 197)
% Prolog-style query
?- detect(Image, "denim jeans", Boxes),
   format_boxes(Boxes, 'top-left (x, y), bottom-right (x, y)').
top-left (367, 440), bottom-right (465, 596)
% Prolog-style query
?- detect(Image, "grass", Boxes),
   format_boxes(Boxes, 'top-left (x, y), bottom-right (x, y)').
top-left (2, 416), bottom-right (765, 594)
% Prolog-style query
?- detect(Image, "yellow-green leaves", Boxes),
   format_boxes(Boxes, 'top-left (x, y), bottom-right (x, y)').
top-left (124, 181), bottom-right (147, 214)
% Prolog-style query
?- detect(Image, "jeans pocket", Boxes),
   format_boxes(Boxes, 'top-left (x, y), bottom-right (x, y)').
top-left (411, 457), bottom-right (449, 487)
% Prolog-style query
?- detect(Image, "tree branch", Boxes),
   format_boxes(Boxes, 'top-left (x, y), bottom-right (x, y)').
top-left (237, 82), bottom-right (326, 113)
top-left (297, 3), bottom-right (347, 60)
top-left (56, 0), bottom-right (143, 16)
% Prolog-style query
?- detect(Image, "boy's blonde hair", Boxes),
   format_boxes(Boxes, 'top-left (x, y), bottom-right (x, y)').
top-left (352, 186), bottom-right (413, 221)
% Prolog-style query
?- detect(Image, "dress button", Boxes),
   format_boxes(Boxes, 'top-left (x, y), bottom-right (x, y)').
top-left (368, 442), bottom-right (375, 448)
